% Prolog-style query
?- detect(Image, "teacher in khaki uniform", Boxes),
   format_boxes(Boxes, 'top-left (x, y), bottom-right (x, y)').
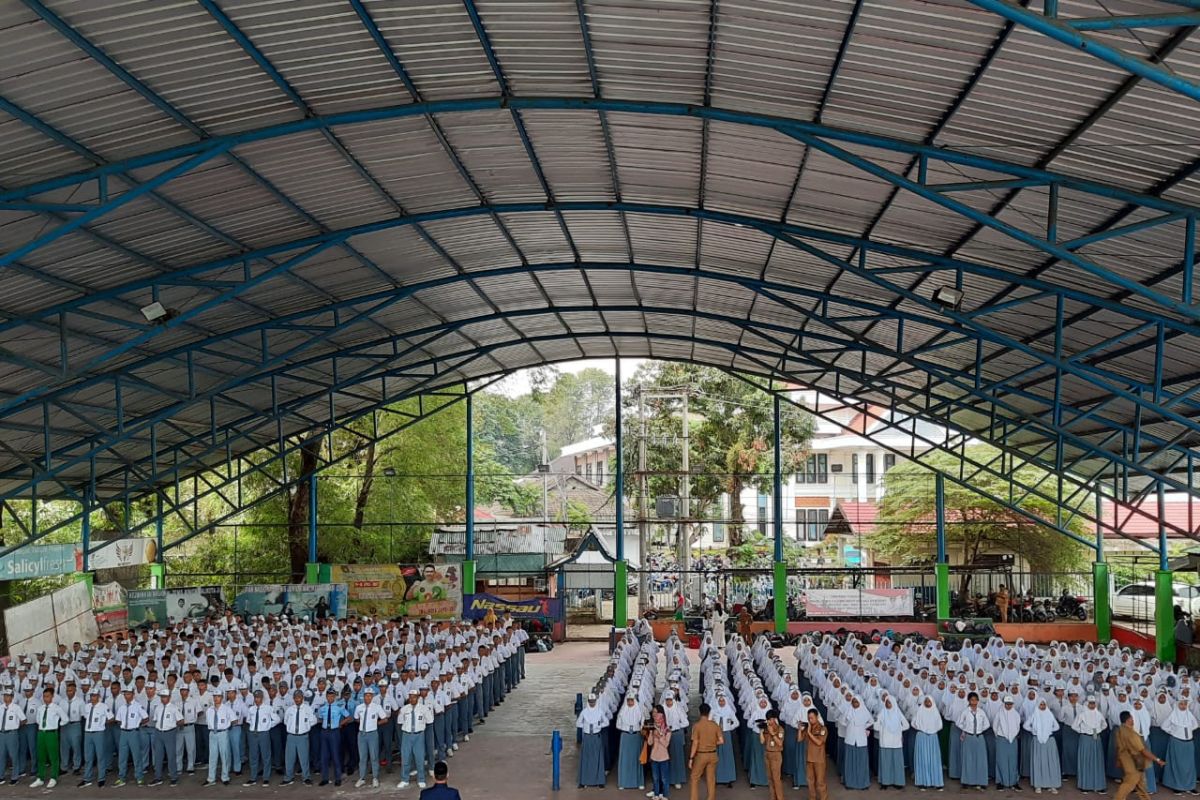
top-left (802, 708), bottom-right (829, 800)
top-left (761, 709), bottom-right (786, 800)
top-left (689, 703), bottom-right (724, 800)
top-left (1115, 710), bottom-right (1165, 800)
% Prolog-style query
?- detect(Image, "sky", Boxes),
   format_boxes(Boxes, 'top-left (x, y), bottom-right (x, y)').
top-left (486, 358), bottom-right (646, 397)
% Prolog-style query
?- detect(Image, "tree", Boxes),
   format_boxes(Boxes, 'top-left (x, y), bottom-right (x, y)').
top-left (541, 368), bottom-right (615, 458)
top-left (618, 364), bottom-right (813, 548)
top-left (473, 391), bottom-right (543, 476)
top-left (872, 446), bottom-right (1089, 594)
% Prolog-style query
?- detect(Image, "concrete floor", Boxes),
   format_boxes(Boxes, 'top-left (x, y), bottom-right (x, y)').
top-left (5, 642), bottom-right (1118, 799)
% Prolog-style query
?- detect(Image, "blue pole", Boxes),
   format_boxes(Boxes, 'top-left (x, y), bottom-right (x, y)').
top-left (936, 473), bottom-right (947, 563)
top-left (773, 395), bottom-right (784, 562)
top-left (551, 729), bottom-right (563, 790)
top-left (308, 469), bottom-right (318, 564)
top-left (615, 359), bottom-right (624, 561)
top-left (80, 489), bottom-right (91, 574)
top-left (466, 393), bottom-right (475, 562)
top-left (155, 492), bottom-right (164, 556)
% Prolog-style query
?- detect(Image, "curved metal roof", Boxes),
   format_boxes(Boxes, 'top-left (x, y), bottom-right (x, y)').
top-left (1, 0), bottom-right (1199, 542)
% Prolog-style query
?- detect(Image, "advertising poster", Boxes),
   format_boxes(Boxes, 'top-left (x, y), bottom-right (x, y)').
top-left (800, 588), bottom-right (913, 617)
top-left (330, 563), bottom-right (461, 619)
top-left (234, 583), bottom-right (348, 619)
top-left (92, 581), bottom-right (128, 635)
top-left (84, 538), bottom-right (157, 571)
top-left (126, 586), bottom-right (224, 628)
top-left (0, 543), bottom-right (77, 580)
top-left (462, 593), bottom-right (562, 621)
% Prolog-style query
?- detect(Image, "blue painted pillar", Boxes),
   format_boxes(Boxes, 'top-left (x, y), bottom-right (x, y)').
top-left (150, 491), bottom-right (166, 589)
top-left (613, 359), bottom-right (627, 628)
top-left (464, 393), bottom-right (476, 595)
top-left (935, 473), bottom-right (950, 619)
top-left (80, 489), bottom-right (92, 574)
top-left (305, 470), bottom-right (319, 584)
top-left (772, 395), bottom-right (786, 633)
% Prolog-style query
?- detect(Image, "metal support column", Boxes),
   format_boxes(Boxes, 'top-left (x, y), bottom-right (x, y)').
top-left (464, 392), bottom-right (477, 596)
top-left (772, 395), bottom-right (787, 634)
top-left (935, 473), bottom-right (950, 619)
top-left (305, 470), bottom-right (319, 584)
top-left (613, 359), bottom-right (628, 629)
top-left (80, 487), bottom-right (92, 575)
top-left (1093, 489), bottom-right (1111, 641)
top-left (150, 491), bottom-right (166, 589)
top-left (1156, 481), bottom-right (1176, 662)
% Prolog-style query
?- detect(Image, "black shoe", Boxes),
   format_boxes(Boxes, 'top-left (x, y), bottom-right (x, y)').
top-left (78, 780), bottom-right (91, 787)
top-left (318, 780), bottom-right (328, 787)
top-left (262, 780), bottom-right (270, 786)
top-left (169, 780), bottom-right (177, 786)
top-left (281, 780), bottom-right (293, 786)
top-left (303, 779), bottom-right (312, 785)
top-left (223, 781), bottom-right (230, 786)
top-left (149, 779), bottom-right (163, 787)
top-left (243, 780), bottom-right (257, 786)
top-left (203, 781), bottom-right (216, 787)
top-left (335, 781), bottom-right (341, 787)
top-left (97, 781), bottom-right (105, 788)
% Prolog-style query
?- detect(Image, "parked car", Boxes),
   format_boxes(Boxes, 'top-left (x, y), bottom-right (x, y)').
top-left (1112, 582), bottom-right (1200, 620)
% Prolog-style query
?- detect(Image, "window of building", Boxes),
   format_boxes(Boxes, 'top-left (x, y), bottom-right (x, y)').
top-left (712, 521), bottom-right (725, 543)
top-left (883, 453), bottom-right (895, 473)
top-left (866, 454), bottom-right (876, 484)
top-left (757, 495), bottom-right (768, 535)
top-left (798, 454), bottom-right (828, 484)
top-left (595, 460), bottom-right (604, 486)
top-left (585, 462), bottom-right (592, 482)
top-left (797, 509), bottom-right (830, 542)
top-left (852, 453), bottom-right (859, 484)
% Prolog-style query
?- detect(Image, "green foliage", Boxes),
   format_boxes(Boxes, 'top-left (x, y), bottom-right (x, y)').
top-left (617, 363), bottom-right (812, 547)
top-left (540, 368), bottom-right (615, 458)
top-left (874, 446), bottom-right (1089, 592)
top-left (473, 391), bottom-right (543, 476)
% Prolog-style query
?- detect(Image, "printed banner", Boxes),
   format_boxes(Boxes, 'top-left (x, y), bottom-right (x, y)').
top-left (126, 586), bottom-right (225, 628)
top-left (91, 581), bottom-right (128, 635)
top-left (0, 543), bottom-right (77, 580)
top-left (84, 538), bottom-right (157, 571)
top-left (234, 583), bottom-right (348, 620)
top-left (800, 588), bottom-right (913, 617)
top-left (463, 593), bottom-right (562, 621)
top-left (330, 563), bottom-right (462, 619)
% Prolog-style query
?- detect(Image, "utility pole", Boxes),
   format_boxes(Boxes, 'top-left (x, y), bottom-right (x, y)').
top-left (541, 428), bottom-right (549, 527)
top-left (680, 390), bottom-right (691, 611)
top-left (638, 388), bottom-right (648, 614)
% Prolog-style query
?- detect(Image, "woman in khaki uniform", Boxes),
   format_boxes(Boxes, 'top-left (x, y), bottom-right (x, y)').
top-left (802, 708), bottom-right (829, 800)
top-left (762, 710), bottom-right (786, 800)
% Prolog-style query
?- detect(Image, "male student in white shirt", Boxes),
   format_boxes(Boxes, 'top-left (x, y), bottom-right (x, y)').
top-left (353, 686), bottom-right (387, 788)
top-left (148, 688), bottom-right (183, 786)
top-left (31, 687), bottom-right (67, 788)
top-left (0, 687), bottom-right (22, 785)
top-left (79, 689), bottom-right (112, 787)
top-left (397, 689), bottom-right (434, 791)
top-left (281, 690), bottom-right (317, 785)
top-left (204, 692), bottom-right (235, 787)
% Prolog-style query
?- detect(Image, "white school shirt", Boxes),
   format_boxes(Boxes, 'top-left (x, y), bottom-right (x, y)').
top-left (117, 702), bottom-right (147, 731)
top-left (205, 706), bottom-right (235, 732)
top-left (283, 705), bottom-right (316, 736)
top-left (59, 695), bottom-right (85, 723)
top-left (152, 701), bottom-right (182, 731)
top-left (84, 703), bottom-right (113, 733)
top-left (0, 703), bottom-right (22, 732)
top-left (397, 702), bottom-right (433, 734)
top-left (176, 696), bottom-right (200, 725)
top-left (246, 703), bottom-right (277, 733)
top-left (36, 702), bottom-right (67, 731)
top-left (354, 701), bottom-right (386, 733)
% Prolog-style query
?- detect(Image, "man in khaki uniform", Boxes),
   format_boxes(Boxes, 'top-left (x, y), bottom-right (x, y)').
top-left (1115, 710), bottom-right (1165, 800)
top-left (761, 710), bottom-right (785, 800)
top-left (803, 708), bottom-right (829, 800)
top-left (688, 703), bottom-right (723, 800)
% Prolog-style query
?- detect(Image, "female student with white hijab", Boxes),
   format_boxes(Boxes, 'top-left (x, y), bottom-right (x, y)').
top-left (1161, 697), bottom-right (1199, 794)
top-left (1072, 696), bottom-right (1108, 793)
top-left (992, 696), bottom-right (1022, 791)
top-left (911, 695), bottom-right (943, 790)
top-left (575, 693), bottom-right (607, 788)
top-left (1027, 699), bottom-right (1062, 794)
top-left (874, 694), bottom-right (910, 789)
top-left (841, 696), bottom-right (873, 790)
top-left (615, 694), bottom-right (646, 790)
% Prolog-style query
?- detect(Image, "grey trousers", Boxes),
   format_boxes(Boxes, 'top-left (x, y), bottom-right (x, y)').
top-left (247, 731), bottom-right (272, 782)
top-left (175, 724), bottom-right (196, 771)
top-left (82, 732), bottom-right (107, 783)
top-left (284, 733), bottom-right (310, 781)
top-left (356, 729), bottom-right (379, 781)
top-left (0, 730), bottom-right (19, 782)
top-left (60, 721), bottom-right (83, 771)
top-left (149, 728), bottom-right (178, 781)
top-left (207, 730), bottom-right (231, 784)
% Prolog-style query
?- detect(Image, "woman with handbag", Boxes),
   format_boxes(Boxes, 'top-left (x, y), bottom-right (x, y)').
top-left (646, 705), bottom-right (673, 800)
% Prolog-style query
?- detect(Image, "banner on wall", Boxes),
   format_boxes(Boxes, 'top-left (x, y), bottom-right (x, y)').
top-left (462, 593), bottom-right (562, 621)
top-left (91, 581), bottom-right (128, 635)
top-left (800, 588), bottom-right (913, 617)
top-left (0, 543), bottom-right (77, 580)
top-left (5, 581), bottom-right (98, 655)
top-left (234, 583), bottom-right (348, 619)
top-left (84, 538), bottom-right (157, 571)
top-left (126, 586), bottom-right (225, 628)
top-left (329, 563), bottom-right (462, 619)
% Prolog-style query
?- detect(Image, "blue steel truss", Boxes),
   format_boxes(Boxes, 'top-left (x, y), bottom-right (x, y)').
top-left (2, 0), bottom-right (1200, 564)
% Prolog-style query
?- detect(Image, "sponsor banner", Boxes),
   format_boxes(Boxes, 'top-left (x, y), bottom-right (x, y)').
top-left (800, 588), bottom-right (913, 617)
top-left (0, 544), bottom-right (77, 580)
top-left (126, 586), bottom-right (225, 628)
top-left (92, 581), bottom-right (128, 635)
top-left (330, 563), bottom-right (462, 620)
top-left (234, 583), bottom-right (348, 620)
top-left (84, 538), bottom-right (157, 571)
top-left (462, 593), bottom-right (562, 621)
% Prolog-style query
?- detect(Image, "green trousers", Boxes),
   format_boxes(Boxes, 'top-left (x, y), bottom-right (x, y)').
top-left (36, 729), bottom-right (59, 781)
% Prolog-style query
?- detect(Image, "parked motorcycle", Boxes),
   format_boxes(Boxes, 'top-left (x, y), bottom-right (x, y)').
top-left (1055, 590), bottom-right (1088, 621)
